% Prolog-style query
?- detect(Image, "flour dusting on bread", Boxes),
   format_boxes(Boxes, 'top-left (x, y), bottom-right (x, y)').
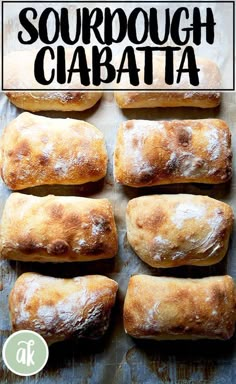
top-left (114, 119), bottom-right (232, 186)
top-left (1, 112), bottom-right (108, 190)
top-left (124, 275), bottom-right (236, 340)
top-left (172, 201), bottom-right (206, 229)
top-left (9, 273), bottom-right (118, 344)
top-left (126, 194), bottom-right (233, 268)
top-left (0, 193), bottom-right (118, 262)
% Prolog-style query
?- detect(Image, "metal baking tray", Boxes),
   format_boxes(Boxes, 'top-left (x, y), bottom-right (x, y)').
top-left (0, 91), bottom-right (236, 384)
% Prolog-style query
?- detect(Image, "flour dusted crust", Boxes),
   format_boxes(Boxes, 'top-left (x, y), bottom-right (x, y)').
top-left (126, 194), bottom-right (233, 268)
top-left (4, 50), bottom-right (102, 111)
top-left (6, 91), bottom-right (102, 112)
top-left (124, 275), bottom-right (236, 340)
top-left (114, 57), bottom-right (221, 108)
top-left (115, 91), bottom-right (221, 109)
top-left (114, 119), bottom-right (232, 187)
top-left (0, 112), bottom-right (108, 190)
top-left (9, 273), bottom-right (118, 344)
top-left (0, 193), bottom-right (118, 262)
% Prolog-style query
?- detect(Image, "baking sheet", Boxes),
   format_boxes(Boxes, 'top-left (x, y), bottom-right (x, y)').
top-left (0, 91), bottom-right (236, 383)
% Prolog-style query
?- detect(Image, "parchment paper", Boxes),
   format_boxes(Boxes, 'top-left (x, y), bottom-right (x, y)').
top-left (0, 91), bottom-right (236, 384)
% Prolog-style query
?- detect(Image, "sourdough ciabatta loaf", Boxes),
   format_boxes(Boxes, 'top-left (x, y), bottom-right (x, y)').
top-left (115, 91), bottom-right (221, 109)
top-left (0, 112), bottom-right (107, 190)
top-left (4, 50), bottom-right (102, 111)
top-left (114, 57), bottom-right (221, 108)
top-left (6, 91), bottom-right (102, 112)
top-left (0, 193), bottom-right (118, 262)
top-left (126, 194), bottom-right (233, 268)
top-left (10, 273), bottom-right (118, 344)
top-left (124, 275), bottom-right (236, 340)
top-left (114, 119), bottom-right (232, 187)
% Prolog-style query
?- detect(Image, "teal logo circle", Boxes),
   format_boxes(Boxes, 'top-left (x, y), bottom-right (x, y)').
top-left (2, 330), bottom-right (49, 376)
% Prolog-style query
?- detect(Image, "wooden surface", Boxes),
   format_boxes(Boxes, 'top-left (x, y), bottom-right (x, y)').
top-left (0, 92), bottom-right (236, 383)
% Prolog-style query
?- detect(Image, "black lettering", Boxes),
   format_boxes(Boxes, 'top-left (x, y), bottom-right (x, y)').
top-left (137, 47), bottom-right (181, 85)
top-left (128, 8), bottom-right (149, 44)
top-left (171, 7), bottom-right (191, 45)
top-left (136, 47), bottom-right (158, 85)
top-left (164, 47), bottom-right (182, 84)
top-left (18, 8), bottom-right (38, 44)
top-left (117, 47), bottom-right (140, 86)
top-left (82, 8), bottom-right (104, 44)
top-left (92, 46), bottom-right (115, 85)
top-left (39, 8), bottom-right (60, 44)
top-left (149, 8), bottom-right (170, 44)
top-left (67, 47), bottom-right (91, 85)
top-left (60, 8), bottom-right (81, 44)
top-left (34, 47), bottom-right (55, 85)
top-left (104, 8), bottom-right (127, 45)
top-left (57, 46), bottom-right (66, 84)
top-left (176, 46), bottom-right (200, 86)
top-left (191, 7), bottom-right (216, 45)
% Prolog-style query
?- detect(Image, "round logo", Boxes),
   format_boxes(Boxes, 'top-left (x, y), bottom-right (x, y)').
top-left (2, 330), bottom-right (49, 376)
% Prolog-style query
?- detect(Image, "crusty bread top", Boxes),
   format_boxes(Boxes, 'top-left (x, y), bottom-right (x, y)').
top-left (115, 56), bottom-right (221, 90)
top-left (9, 273), bottom-right (118, 344)
top-left (114, 119), bottom-right (232, 186)
top-left (0, 112), bottom-right (108, 189)
top-left (4, 50), bottom-right (99, 90)
top-left (4, 50), bottom-right (102, 111)
top-left (0, 193), bottom-right (118, 262)
top-left (124, 275), bottom-right (236, 340)
top-left (126, 194), bottom-right (234, 267)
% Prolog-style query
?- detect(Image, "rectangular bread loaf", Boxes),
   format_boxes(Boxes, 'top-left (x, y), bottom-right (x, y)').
top-left (0, 193), bottom-right (118, 262)
top-left (0, 112), bottom-right (108, 190)
top-left (115, 91), bottom-right (221, 109)
top-left (126, 194), bottom-right (234, 268)
top-left (114, 57), bottom-right (221, 108)
top-left (10, 273), bottom-right (118, 344)
top-left (114, 119), bottom-right (232, 187)
top-left (6, 91), bottom-right (102, 112)
top-left (124, 275), bottom-right (236, 340)
top-left (4, 50), bottom-right (102, 111)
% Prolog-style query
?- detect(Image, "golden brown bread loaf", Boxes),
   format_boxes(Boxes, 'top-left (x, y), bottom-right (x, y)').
top-left (124, 275), bottom-right (236, 340)
top-left (4, 50), bottom-right (102, 111)
top-left (6, 92), bottom-right (102, 112)
top-left (114, 119), bottom-right (232, 187)
top-left (126, 194), bottom-right (234, 268)
top-left (114, 57), bottom-right (221, 108)
top-left (115, 91), bottom-right (221, 109)
top-left (0, 193), bottom-right (118, 262)
top-left (0, 112), bottom-right (108, 190)
top-left (9, 273), bottom-right (118, 344)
